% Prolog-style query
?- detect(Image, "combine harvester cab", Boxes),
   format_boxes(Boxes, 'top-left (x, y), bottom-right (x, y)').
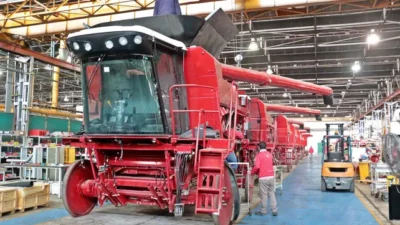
top-left (62, 7), bottom-right (333, 225)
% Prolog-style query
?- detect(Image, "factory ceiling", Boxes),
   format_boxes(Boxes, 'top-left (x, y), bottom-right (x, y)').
top-left (0, 0), bottom-right (399, 119)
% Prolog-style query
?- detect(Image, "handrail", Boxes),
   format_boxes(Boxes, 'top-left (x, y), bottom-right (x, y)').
top-left (230, 82), bottom-right (239, 151)
top-left (168, 84), bottom-right (222, 172)
top-left (168, 84), bottom-right (221, 136)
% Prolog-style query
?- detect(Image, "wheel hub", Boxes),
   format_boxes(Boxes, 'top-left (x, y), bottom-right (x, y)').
top-left (63, 160), bottom-right (98, 217)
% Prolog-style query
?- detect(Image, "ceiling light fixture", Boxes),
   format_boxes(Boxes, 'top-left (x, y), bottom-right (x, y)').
top-left (352, 61), bottom-right (361, 73)
top-left (324, 114), bottom-right (328, 117)
top-left (248, 38), bottom-right (259, 51)
top-left (64, 95), bottom-right (69, 102)
top-left (367, 29), bottom-right (380, 45)
top-left (327, 105), bottom-right (331, 108)
top-left (282, 92), bottom-right (288, 98)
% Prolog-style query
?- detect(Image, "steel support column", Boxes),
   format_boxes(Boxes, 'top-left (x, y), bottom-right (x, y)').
top-left (4, 53), bottom-right (13, 113)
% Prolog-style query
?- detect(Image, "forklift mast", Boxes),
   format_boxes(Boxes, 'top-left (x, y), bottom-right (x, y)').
top-left (324, 123), bottom-right (351, 162)
top-left (325, 123), bottom-right (344, 136)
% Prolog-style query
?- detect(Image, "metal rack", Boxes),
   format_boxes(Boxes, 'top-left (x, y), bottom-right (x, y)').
top-left (370, 163), bottom-right (392, 200)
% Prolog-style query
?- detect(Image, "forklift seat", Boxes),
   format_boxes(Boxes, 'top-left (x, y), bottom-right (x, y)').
top-left (328, 152), bottom-right (342, 162)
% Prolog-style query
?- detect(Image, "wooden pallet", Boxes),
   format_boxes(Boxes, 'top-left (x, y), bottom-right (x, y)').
top-left (17, 203), bottom-right (48, 213)
top-left (0, 209), bottom-right (15, 217)
top-left (0, 187), bottom-right (18, 217)
top-left (16, 183), bottom-right (50, 212)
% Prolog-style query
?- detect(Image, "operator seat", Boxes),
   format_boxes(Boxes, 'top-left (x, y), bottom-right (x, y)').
top-left (328, 152), bottom-right (342, 162)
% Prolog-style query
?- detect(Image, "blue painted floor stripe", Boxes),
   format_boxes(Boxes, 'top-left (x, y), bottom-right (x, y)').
top-left (0, 209), bottom-right (69, 225)
top-left (238, 155), bottom-right (379, 225)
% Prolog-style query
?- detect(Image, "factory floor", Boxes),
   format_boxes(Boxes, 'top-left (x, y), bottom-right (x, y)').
top-left (0, 154), bottom-right (393, 225)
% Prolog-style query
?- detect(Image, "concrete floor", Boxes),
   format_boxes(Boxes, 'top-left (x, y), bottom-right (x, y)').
top-left (0, 154), bottom-right (392, 225)
top-left (356, 182), bottom-right (400, 225)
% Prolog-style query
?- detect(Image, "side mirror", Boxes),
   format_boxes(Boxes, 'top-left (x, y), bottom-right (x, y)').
top-left (315, 115), bottom-right (322, 121)
top-left (300, 124), bottom-right (304, 129)
top-left (323, 94), bottom-right (334, 106)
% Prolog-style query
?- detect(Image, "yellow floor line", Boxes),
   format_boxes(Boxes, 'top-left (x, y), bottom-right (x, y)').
top-left (235, 160), bottom-right (302, 224)
top-left (355, 187), bottom-right (385, 225)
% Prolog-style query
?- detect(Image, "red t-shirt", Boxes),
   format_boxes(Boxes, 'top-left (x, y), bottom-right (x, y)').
top-left (251, 150), bottom-right (274, 178)
top-left (309, 147), bottom-right (314, 154)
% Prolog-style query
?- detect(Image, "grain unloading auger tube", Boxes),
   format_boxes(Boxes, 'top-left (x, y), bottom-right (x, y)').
top-left (265, 104), bottom-right (322, 121)
top-left (221, 64), bottom-right (334, 105)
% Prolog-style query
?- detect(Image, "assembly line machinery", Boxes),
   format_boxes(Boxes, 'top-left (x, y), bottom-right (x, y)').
top-left (61, 9), bottom-right (333, 225)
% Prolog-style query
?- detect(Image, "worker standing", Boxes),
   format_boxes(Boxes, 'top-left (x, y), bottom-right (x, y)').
top-left (251, 141), bottom-right (278, 216)
top-left (309, 146), bottom-right (314, 159)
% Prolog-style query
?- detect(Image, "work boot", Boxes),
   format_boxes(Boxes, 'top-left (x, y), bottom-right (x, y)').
top-left (272, 211), bottom-right (278, 216)
top-left (255, 211), bottom-right (267, 216)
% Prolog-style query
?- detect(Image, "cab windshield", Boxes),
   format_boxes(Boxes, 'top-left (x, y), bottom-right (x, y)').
top-left (83, 55), bottom-right (165, 134)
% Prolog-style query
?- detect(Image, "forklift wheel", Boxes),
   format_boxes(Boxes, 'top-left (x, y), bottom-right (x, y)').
top-left (381, 194), bottom-right (388, 202)
top-left (321, 179), bottom-right (327, 192)
top-left (349, 181), bottom-right (355, 193)
top-left (375, 192), bottom-right (380, 198)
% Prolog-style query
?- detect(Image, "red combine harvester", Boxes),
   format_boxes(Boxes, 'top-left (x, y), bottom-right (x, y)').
top-left (238, 101), bottom-right (317, 201)
top-left (265, 105), bottom-right (321, 172)
top-left (290, 121), bottom-right (311, 163)
top-left (62, 10), bottom-right (333, 225)
top-left (297, 128), bottom-right (312, 158)
top-left (236, 98), bottom-right (274, 202)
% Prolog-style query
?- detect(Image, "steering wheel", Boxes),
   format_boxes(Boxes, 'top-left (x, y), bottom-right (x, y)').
top-left (113, 89), bottom-right (131, 100)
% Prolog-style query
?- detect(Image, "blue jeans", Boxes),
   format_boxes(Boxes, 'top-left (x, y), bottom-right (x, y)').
top-left (226, 152), bottom-right (238, 170)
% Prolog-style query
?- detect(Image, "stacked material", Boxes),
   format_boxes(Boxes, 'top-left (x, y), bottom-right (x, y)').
top-left (0, 187), bottom-right (18, 216)
top-left (16, 182), bottom-right (50, 212)
top-left (64, 147), bottom-right (76, 164)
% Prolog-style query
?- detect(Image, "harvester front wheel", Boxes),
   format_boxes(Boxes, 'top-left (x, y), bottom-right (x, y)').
top-left (212, 162), bottom-right (240, 225)
top-left (63, 160), bottom-right (97, 217)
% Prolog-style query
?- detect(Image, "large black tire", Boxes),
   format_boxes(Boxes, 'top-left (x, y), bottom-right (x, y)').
top-left (349, 180), bottom-right (355, 193)
top-left (225, 162), bottom-right (241, 223)
top-left (321, 178), bottom-right (327, 192)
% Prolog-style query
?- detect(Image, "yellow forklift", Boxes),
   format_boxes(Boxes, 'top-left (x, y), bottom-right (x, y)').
top-left (321, 123), bottom-right (355, 192)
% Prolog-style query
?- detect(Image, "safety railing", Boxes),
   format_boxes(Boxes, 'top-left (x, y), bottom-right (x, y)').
top-left (169, 83), bottom-right (239, 170)
top-left (169, 84), bottom-right (221, 171)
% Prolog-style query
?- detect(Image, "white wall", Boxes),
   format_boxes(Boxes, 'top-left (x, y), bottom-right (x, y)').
top-left (304, 121), bottom-right (351, 153)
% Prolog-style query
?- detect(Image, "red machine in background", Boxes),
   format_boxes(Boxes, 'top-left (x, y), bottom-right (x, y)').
top-left (266, 105), bottom-right (320, 172)
top-left (302, 133), bottom-right (313, 156)
top-left (62, 10), bottom-right (332, 225)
